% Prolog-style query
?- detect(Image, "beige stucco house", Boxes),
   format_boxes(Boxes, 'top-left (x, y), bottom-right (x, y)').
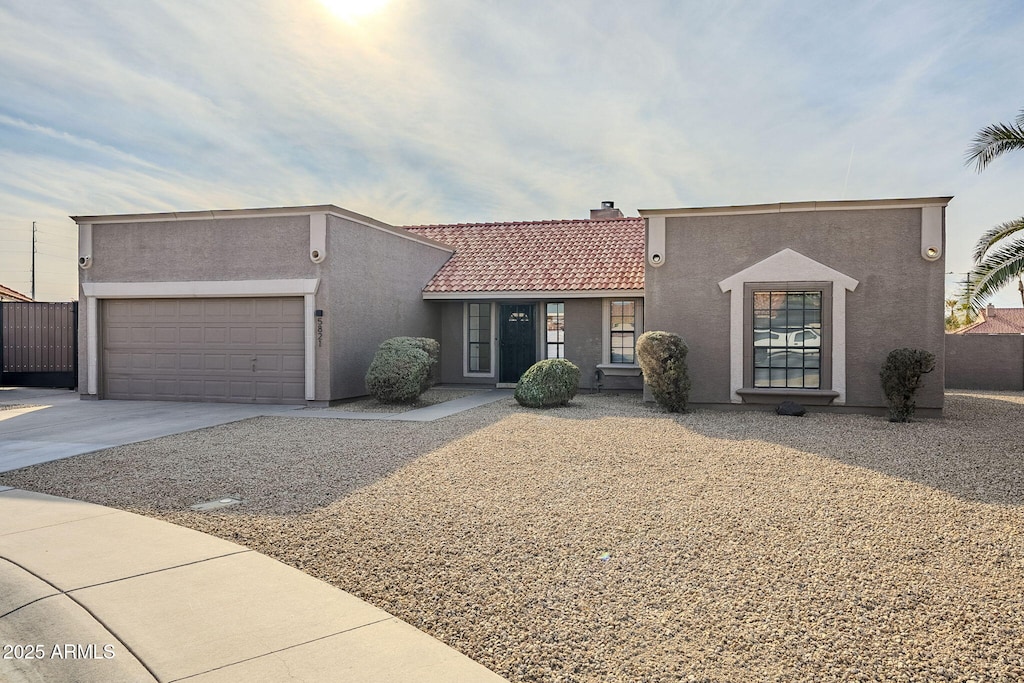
top-left (74, 196), bottom-right (950, 415)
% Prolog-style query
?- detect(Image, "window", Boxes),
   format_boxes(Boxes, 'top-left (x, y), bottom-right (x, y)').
top-left (546, 302), bottom-right (564, 358)
top-left (610, 299), bottom-right (637, 364)
top-left (467, 302), bottom-right (491, 373)
top-left (751, 290), bottom-right (822, 389)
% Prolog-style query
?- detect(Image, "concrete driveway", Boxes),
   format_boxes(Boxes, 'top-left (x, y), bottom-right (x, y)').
top-left (0, 387), bottom-right (302, 473)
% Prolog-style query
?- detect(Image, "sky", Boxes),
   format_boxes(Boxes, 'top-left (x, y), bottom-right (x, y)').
top-left (1, 0), bottom-right (1023, 305)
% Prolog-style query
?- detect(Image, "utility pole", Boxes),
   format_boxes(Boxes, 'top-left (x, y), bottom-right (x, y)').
top-left (31, 221), bottom-right (36, 300)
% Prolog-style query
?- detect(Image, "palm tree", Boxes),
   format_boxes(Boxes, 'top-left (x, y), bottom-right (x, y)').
top-left (961, 108), bottom-right (1024, 311)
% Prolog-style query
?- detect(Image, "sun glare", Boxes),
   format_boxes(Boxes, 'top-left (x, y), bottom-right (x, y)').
top-left (318, 0), bottom-right (390, 23)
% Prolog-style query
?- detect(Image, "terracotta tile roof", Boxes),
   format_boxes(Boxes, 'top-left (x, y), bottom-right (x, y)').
top-left (957, 307), bottom-right (1024, 334)
top-left (403, 217), bottom-right (645, 294)
top-left (0, 283), bottom-right (32, 302)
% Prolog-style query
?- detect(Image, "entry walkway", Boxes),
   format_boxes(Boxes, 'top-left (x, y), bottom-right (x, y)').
top-left (0, 487), bottom-right (508, 683)
top-left (300, 389), bottom-right (513, 422)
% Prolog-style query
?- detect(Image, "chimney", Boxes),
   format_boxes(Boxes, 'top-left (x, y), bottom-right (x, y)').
top-left (986, 303), bottom-right (996, 319)
top-left (590, 200), bottom-right (624, 220)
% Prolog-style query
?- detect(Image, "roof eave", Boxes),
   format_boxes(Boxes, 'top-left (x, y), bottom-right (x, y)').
top-left (639, 196), bottom-right (955, 218)
top-left (423, 289), bottom-right (645, 300)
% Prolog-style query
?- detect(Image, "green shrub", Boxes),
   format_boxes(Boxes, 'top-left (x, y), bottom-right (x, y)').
top-left (635, 331), bottom-right (691, 412)
top-left (379, 337), bottom-right (439, 392)
top-left (365, 338), bottom-right (432, 403)
top-left (879, 348), bottom-right (936, 422)
top-left (514, 359), bottom-right (580, 408)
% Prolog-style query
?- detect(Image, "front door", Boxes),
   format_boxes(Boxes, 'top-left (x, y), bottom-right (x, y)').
top-left (499, 304), bottom-right (536, 383)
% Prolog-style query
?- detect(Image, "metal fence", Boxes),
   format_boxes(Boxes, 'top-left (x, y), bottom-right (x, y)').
top-left (0, 302), bottom-right (78, 389)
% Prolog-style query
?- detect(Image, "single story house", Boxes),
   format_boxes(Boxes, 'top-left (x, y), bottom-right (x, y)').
top-left (954, 305), bottom-right (1024, 334)
top-left (0, 284), bottom-right (33, 302)
top-left (74, 196), bottom-right (950, 415)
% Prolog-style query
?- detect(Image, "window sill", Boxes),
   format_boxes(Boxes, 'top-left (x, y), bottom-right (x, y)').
top-left (597, 363), bottom-right (643, 377)
top-left (736, 388), bottom-right (839, 406)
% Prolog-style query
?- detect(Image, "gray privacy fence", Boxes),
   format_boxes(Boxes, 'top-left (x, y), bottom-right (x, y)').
top-left (945, 334), bottom-right (1024, 391)
top-left (0, 302), bottom-right (78, 389)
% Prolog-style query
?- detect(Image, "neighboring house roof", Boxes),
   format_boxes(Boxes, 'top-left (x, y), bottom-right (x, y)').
top-left (403, 217), bottom-right (645, 296)
top-left (956, 306), bottom-right (1024, 334)
top-left (0, 283), bottom-right (32, 302)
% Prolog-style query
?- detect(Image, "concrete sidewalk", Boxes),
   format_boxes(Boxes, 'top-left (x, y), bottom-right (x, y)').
top-left (0, 487), bottom-right (508, 683)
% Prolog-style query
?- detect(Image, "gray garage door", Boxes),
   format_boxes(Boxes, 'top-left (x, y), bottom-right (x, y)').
top-left (103, 297), bottom-right (305, 403)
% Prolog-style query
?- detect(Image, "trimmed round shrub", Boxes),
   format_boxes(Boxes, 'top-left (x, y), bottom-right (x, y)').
top-left (514, 359), bottom-right (580, 408)
top-left (635, 330), bottom-right (691, 413)
top-left (880, 347), bottom-right (936, 422)
top-left (378, 336), bottom-right (439, 392)
top-left (365, 338), bottom-right (432, 403)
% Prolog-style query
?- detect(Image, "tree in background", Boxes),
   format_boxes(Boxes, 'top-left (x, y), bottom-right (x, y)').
top-left (961, 108), bottom-right (1024, 312)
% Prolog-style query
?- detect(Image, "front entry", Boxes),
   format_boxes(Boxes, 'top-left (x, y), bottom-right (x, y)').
top-left (499, 304), bottom-right (536, 383)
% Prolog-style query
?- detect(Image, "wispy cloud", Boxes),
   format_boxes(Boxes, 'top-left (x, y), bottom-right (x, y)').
top-left (1, 0), bottom-right (1023, 302)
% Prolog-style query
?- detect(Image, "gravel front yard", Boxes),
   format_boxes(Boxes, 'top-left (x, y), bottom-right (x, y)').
top-left (2, 391), bottom-right (1023, 682)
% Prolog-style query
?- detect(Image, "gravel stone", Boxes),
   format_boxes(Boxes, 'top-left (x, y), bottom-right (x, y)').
top-left (2, 390), bottom-right (1022, 682)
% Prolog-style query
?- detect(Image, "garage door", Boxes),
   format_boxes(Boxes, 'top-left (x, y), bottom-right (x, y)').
top-left (103, 298), bottom-right (305, 403)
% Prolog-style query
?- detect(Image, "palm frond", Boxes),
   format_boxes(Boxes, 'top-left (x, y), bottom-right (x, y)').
top-left (965, 237), bottom-right (1024, 310)
top-left (971, 216), bottom-right (1024, 263)
top-left (965, 113), bottom-right (1024, 172)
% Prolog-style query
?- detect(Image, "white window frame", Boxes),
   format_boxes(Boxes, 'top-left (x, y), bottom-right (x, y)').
top-left (463, 301), bottom-right (496, 378)
top-left (599, 297), bottom-right (643, 376)
top-left (544, 301), bottom-right (565, 359)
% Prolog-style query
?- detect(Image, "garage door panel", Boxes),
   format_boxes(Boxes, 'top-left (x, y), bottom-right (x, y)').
top-left (103, 297), bottom-right (305, 404)
top-left (154, 353), bottom-right (178, 369)
top-left (130, 301), bottom-right (153, 317)
top-left (106, 326), bottom-right (130, 344)
top-left (204, 327), bottom-right (228, 344)
top-left (282, 327), bottom-right (304, 344)
top-left (178, 379), bottom-right (203, 397)
top-left (255, 327), bottom-right (282, 344)
top-left (105, 351), bottom-right (131, 370)
top-left (131, 327), bottom-right (154, 343)
top-left (179, 301), bottom-right (203, 318)
top-left (154, 379), bottom-right (179, 398)
top-left (230, 327), bottom-right (254, 344)
top-left (154, 327), bottom-right (178, 344)
top-left (179, 327), bottom-right (203, 344)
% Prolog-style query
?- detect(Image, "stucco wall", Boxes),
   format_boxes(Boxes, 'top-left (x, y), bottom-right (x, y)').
top-left (78, 215), bottom-right (330, 399)
top-left (78, 212), bottom-right (450, 403)
top-left (646, 208), bottom-right (946, 411)
top-left (326, 215), bottom-right (449, 399)
top-left (563, 298), bottom-right (642, 391)
top-left (945, 334), bottom-right (1024, 390)
top-left (437, 301), bottom-right (494, 385)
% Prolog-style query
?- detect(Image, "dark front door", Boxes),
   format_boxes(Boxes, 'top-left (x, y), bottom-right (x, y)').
top-left (499, 304), bottom-right (535, 383)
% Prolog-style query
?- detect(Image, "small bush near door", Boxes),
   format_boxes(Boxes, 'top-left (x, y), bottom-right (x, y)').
top-left (365, 337), bottom-right (439, 403)
top-left (514, 359), bottom-right (580, 408)
top-left (880, 348), bottom-right (936, 422)
top-left (636, 331), bottom-right (691, 413)
top-left (378, 336), bottom-right (439, 392)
